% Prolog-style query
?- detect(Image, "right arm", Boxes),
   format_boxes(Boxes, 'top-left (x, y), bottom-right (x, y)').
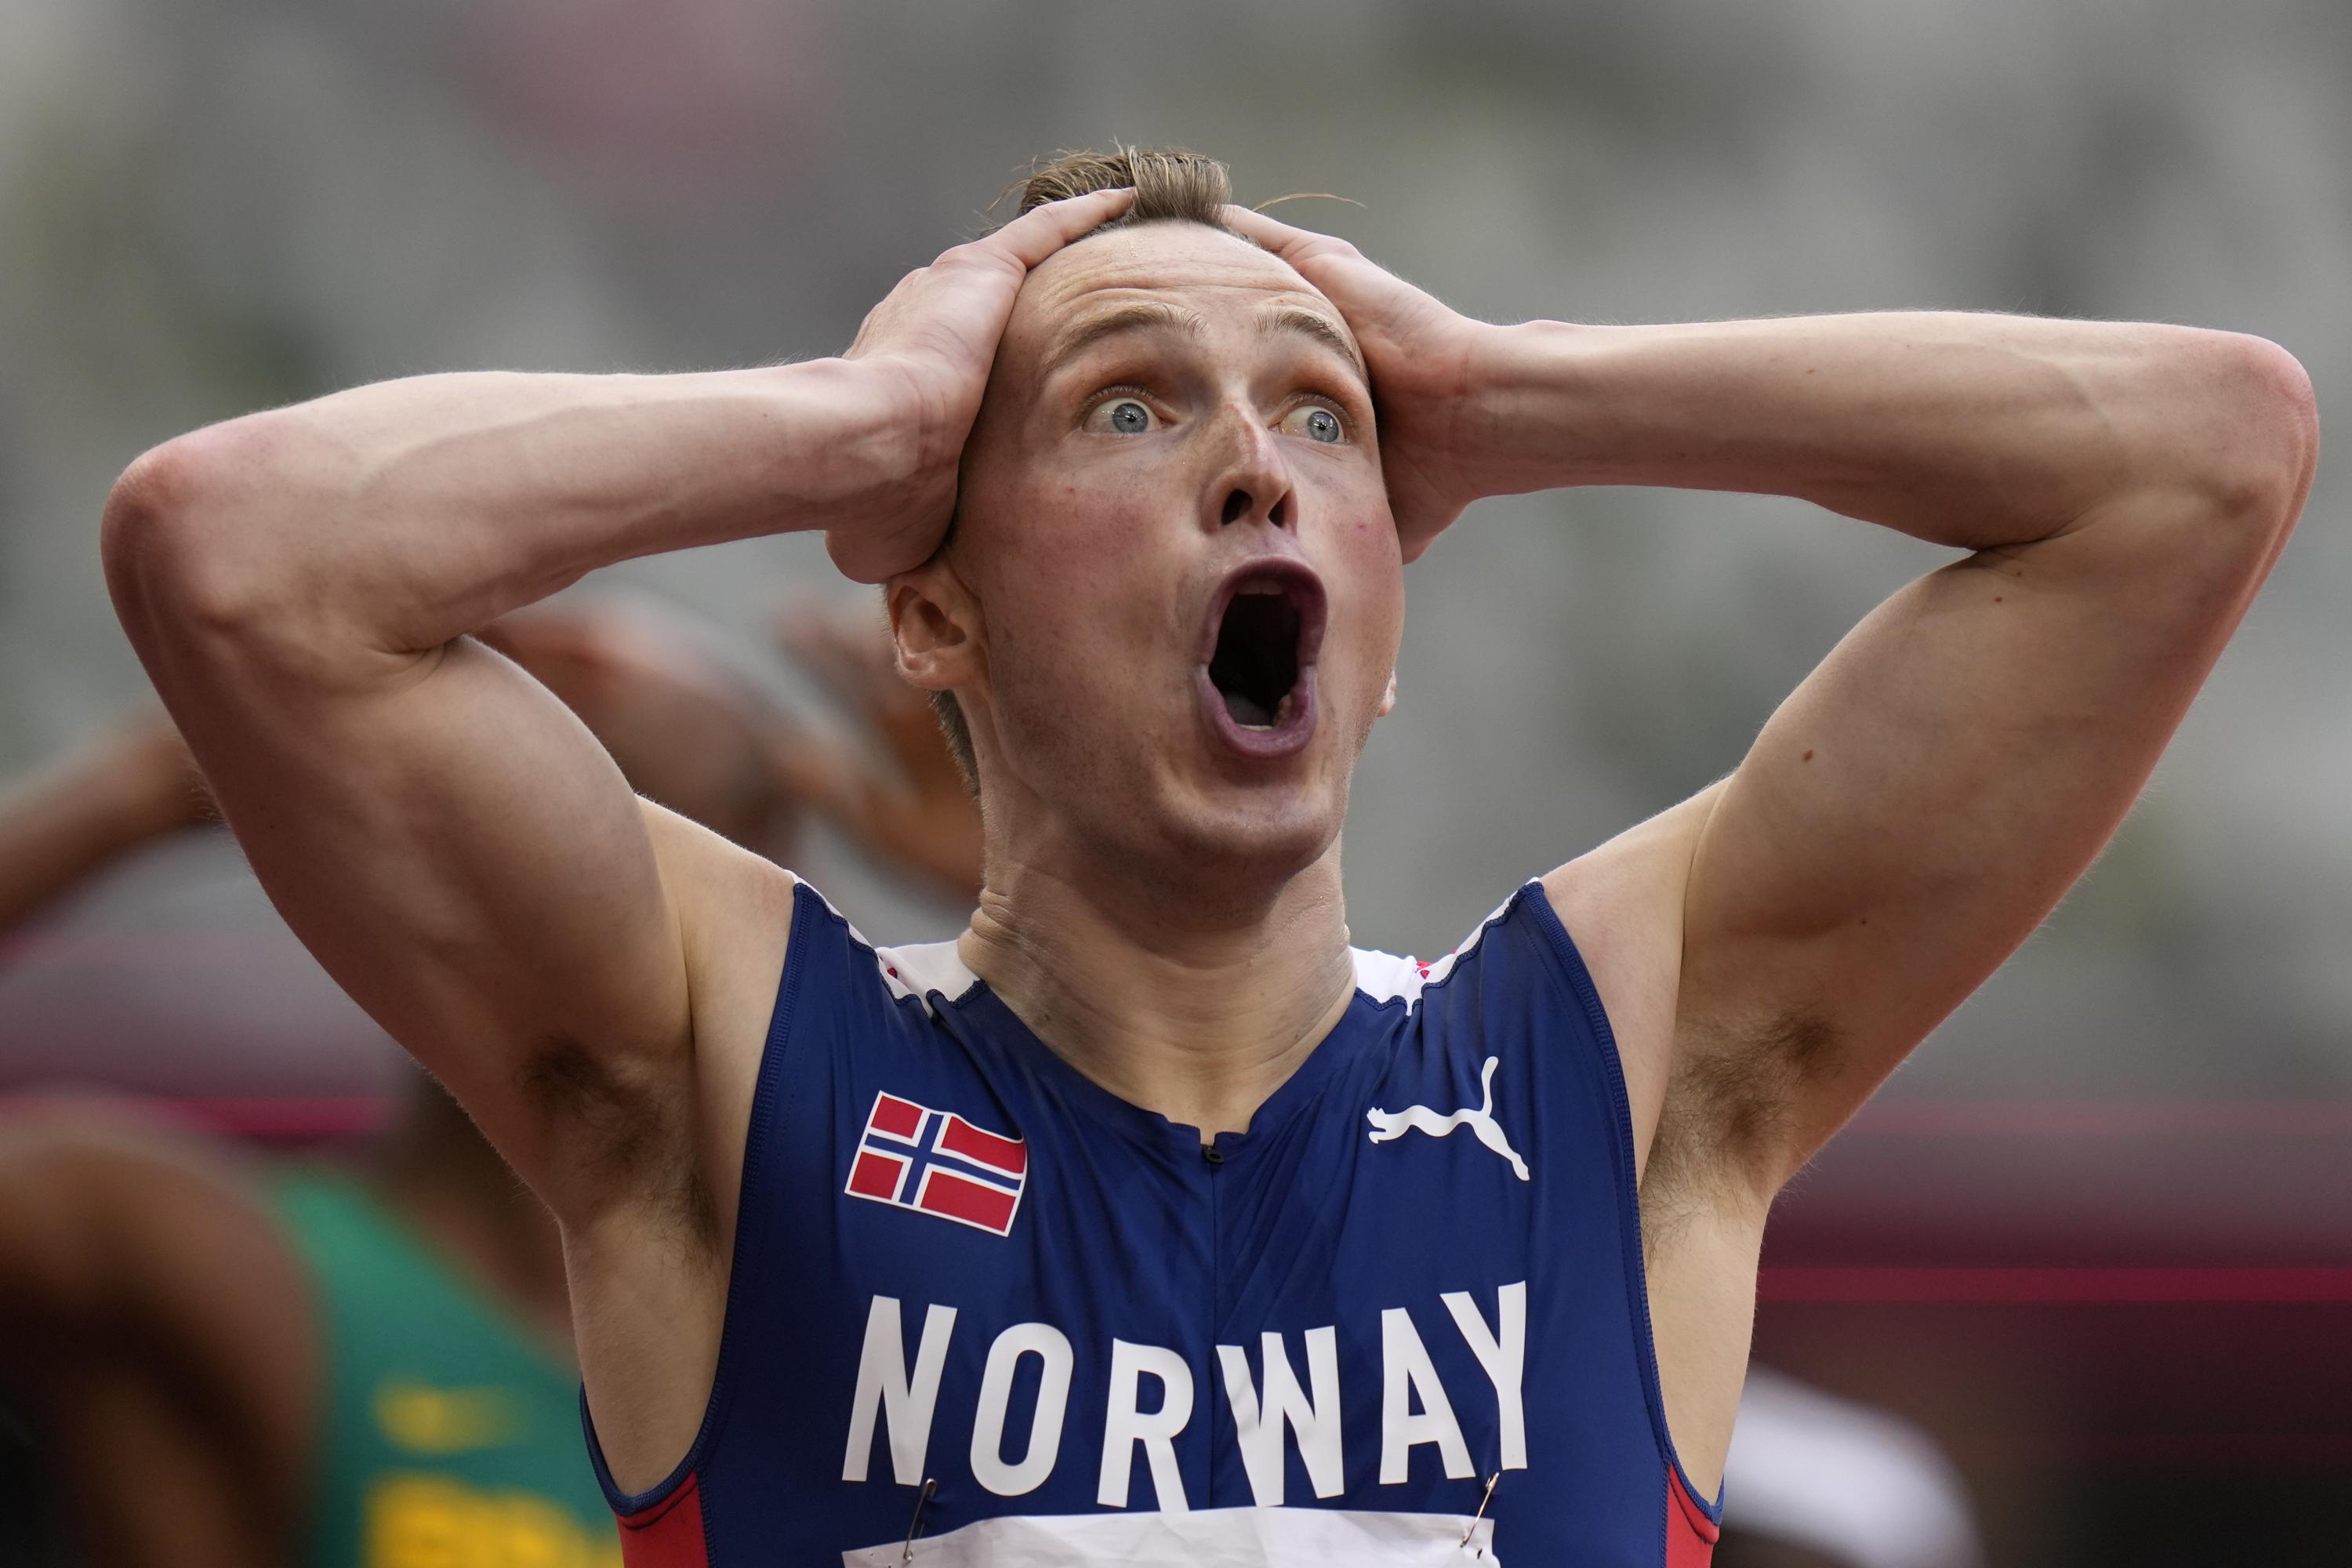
top-left (100, 187), bottom-right (1131, 1224)
top-left (102, 188), bottom-right (1130, 1486)
top-left (101, 364), bottom-right (883, 1216)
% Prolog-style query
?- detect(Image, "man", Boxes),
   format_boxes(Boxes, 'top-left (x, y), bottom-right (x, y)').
top-left (100, 148), bottom-right (2316, 1565)
top-left (0, 602), bottom-right (959, 1566)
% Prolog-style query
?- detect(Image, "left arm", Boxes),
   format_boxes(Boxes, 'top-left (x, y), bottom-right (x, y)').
top-left (1488, 312), bottom-right (2317, 1187)
top-left (1227, 207), bottom-right (2317, 1185)
top-left (1497, 310), bottom-right (2313, 1497)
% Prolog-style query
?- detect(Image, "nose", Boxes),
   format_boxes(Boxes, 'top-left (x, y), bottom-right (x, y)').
top-left (1203, 412), bottom-right (1295, 534)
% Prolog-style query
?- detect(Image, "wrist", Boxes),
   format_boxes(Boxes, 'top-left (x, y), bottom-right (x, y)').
top-left (1471, 319), bottom-right (1617, 494)
top-left (769, 358), bottom-right (938, 524)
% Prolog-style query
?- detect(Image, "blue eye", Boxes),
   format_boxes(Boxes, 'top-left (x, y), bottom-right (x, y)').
top-left (1109, 400), bottom-right (1151, 434)
top-left (1282, 404), bottom-right (1345, 443)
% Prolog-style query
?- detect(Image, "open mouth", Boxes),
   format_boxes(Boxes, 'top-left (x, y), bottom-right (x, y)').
top-left (1197, 561), bottom-right (1325, 757)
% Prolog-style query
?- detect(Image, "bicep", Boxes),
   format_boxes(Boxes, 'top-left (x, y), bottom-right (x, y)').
top-left (1679, 498), bottom-right (2278, 1181)
top-left (166, 630), bottom-right (693, 1208)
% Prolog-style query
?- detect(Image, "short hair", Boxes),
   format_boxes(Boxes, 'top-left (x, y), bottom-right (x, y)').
top-left (925, 147), bottom-right (1236, 794)
top-left (1013, 145), bottom-right (1233, 229)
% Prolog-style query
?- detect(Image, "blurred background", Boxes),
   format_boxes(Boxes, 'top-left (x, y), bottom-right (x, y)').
top-left (1, 0), bottom-right (2345, 1563)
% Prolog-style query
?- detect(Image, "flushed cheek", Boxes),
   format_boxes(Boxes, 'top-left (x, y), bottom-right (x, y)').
top-left (985, 507), bottom-right (1189, 706)
top-left (1323, 511), bottom-right (1406, 630)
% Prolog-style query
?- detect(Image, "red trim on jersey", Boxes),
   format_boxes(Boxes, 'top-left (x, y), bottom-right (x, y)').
top-left (1667, 1467), bottom-right (1720, 1567)
top-left (618, 1470), bottom-right (710, 1568)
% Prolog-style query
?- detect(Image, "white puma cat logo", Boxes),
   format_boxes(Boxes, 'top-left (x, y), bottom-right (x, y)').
top-left (1365, 1056), bottom-right (1531, 1181)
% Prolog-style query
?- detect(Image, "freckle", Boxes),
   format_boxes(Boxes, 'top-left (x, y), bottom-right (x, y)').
top-left (1859, 916), bottom-right (1870, 926)
top-left (1994, 595), bottom-right (2003, 603)
top-left (1802, 749), bottom-right (1814, 761)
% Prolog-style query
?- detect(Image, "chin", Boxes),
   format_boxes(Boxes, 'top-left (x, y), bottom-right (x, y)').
top-left (1142, 768), bottom-right (1348, 891)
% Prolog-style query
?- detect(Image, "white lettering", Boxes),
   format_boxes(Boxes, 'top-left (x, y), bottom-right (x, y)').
top-left (841, 1296), bottom-right (956, 1485)
top-left (1218, 1327), bottom-right (1345, 1504)
top-left (1379, 1306), bottom-right (1472, 1484)
top-left (968, 1322), bottom-right (1074, 1497)
top-left (1442, 1282), bottom-right (1528, 1471)
top-left (1097, 1339), bottom-right (1193, 1512)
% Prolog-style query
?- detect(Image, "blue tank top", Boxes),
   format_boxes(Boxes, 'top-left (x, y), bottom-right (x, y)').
top-left (584, 880), bottom-right (1724, 1566)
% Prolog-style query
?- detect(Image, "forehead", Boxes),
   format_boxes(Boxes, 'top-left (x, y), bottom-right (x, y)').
top-left (1005, 222), bottom-right (1354, 368)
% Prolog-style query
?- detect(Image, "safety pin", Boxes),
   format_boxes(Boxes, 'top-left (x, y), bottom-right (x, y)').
top-left (1459, 1472), bottom-right (1500, 1550)
top-left (902, 1477), bottom-right (937, 1563)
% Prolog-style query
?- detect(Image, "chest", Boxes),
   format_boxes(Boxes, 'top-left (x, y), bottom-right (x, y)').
top-left (717, 1041), bottom-right (1662, 1560)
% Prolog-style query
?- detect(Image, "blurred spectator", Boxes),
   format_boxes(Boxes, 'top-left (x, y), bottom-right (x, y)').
top-left (765, 597), bottom-right (984, 907)
top-left (0, 599), bottom-right (978, 1566)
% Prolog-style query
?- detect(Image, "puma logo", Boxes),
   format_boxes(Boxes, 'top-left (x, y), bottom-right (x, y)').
top-left (1365, 1057), bottom-right (1531, 1181)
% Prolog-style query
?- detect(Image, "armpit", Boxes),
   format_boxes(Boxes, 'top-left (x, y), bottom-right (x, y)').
top-left (1643, 1009), bottom-right (1840, 1250)
top-left (518, 1036), bottom-right (713, 1243)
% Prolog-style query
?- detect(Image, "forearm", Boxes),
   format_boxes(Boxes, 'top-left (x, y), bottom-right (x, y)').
top-left (103, 358), bottom-right (897, 665)
top-left (1473, 314), bottom-right (2314, 547)
top-left (0, 722), bottom-right (201, 935)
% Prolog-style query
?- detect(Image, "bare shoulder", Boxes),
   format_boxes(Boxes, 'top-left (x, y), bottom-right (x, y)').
top-left (559, 799), bottom-right (800, 1494)
top-left (1537, 782), bottom-right (1723, 1180)
top-left (1541, 784), bottom-right (1779, 1497)
top-left (639, 797), bottom-right (800, 1249)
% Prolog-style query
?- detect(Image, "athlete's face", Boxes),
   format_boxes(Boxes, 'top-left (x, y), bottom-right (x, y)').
top-left (909, 220), bottom-right (1403, 883)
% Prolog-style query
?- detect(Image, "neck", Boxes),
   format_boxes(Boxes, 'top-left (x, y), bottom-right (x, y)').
top-left (363, 1083), bottom-right (575, 1357)
top-left (960, 835), bottom-right (1358, 1141)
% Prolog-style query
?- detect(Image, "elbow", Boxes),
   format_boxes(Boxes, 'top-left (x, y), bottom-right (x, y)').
top-left (2178, 332), bottom-right (2320, 541)
top-left (101, 416), bottom-right (302, 652)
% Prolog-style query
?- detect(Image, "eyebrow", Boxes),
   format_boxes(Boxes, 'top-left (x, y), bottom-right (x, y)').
top-left (1039, 301), bottom-right (1205, 381)
top-left (1260, 306), bottom-right (1366, 381)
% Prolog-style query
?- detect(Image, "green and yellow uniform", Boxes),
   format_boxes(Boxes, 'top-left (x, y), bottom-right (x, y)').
top-left (267, 1167), bottom-right (620, 1568)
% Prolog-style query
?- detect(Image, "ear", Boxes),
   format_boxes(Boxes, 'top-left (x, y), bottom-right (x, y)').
top-left (886, 557), bottom-right (983, 696)
top-left (1376, 670), bottom-right (1397, 718)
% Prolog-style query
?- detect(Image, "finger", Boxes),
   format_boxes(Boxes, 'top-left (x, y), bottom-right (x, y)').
top-left (1221, 204), bottom-right (1342, 261)
top-left (975, 185), bottom-right (1137, 271)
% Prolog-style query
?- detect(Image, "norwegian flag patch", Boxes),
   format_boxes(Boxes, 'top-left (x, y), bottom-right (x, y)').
top-left (844, 1092), bottom-right (1028, 1237)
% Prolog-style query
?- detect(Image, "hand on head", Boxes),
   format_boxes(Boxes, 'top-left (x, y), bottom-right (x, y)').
top-left (1220, 204), bottom-right (1499, 558)
top-left (829, 180), bottom-right (1495, 584)
top-left (833, 185), bottom-right (1138, 583)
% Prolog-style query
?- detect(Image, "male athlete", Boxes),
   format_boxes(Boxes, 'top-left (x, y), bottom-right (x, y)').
top-left (102, 149), bottom-right (2316, 1565)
